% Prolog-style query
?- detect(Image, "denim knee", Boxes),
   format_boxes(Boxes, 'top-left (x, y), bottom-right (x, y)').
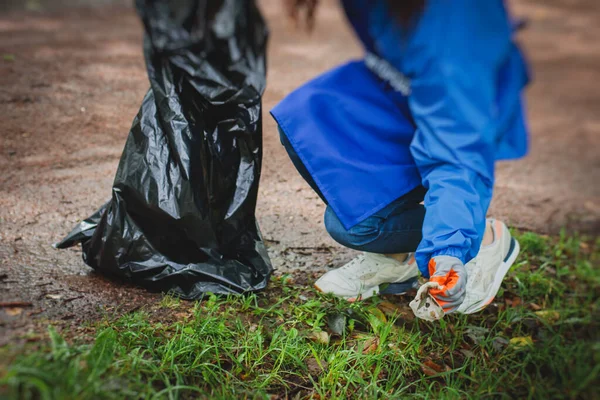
top-left (324, 206), bottom-right (381, 249)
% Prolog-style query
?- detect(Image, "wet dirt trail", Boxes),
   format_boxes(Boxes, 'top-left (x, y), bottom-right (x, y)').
top-left (1, 0), bottom-right (599, 344)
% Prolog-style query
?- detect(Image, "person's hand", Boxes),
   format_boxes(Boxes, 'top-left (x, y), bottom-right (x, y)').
top-left (283, 0), bottom-right (319, 31)
top-left (428, 256), bottom-right (467, 313)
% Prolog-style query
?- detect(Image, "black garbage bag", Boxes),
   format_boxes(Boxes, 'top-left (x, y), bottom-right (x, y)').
top-left (55, 0), bottom-right (273, 299)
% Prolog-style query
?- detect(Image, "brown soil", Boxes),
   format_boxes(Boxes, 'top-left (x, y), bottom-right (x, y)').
top-left (1, 0), bottom-right (598, 345)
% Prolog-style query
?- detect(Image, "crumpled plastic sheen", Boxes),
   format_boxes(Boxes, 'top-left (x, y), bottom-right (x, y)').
top-left (55, 0), bottom-right (273, 299)
top-left (409, 282), bottom-right (445, 321)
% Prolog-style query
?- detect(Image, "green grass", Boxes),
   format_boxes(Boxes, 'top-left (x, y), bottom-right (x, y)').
top-left (1, 231), bottom-right (598, 399)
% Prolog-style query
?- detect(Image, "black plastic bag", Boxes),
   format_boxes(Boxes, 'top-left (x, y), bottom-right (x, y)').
top-left (55, 0), bottom-right (273, 299)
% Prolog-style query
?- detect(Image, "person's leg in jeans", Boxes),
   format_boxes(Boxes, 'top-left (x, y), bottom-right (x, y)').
top-left (279, 125), bottom-right (424, 253)
top-left (279, 125), bottom-right (425, 297)
top-left (320, 187), bottom-right (425, 296)
top-left (323, 187), bottom-right (425, 255)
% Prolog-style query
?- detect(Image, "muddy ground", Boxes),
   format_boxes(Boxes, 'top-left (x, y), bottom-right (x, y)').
top-left (1, 0), bottom-right (599, 345)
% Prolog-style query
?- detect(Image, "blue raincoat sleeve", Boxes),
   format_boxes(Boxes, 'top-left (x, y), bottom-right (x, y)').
top-left (406, 2), bottom-right (515, 274)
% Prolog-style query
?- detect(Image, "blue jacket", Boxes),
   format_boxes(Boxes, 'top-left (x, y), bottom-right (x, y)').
top-left (272, 0), bottom-right (529, 276)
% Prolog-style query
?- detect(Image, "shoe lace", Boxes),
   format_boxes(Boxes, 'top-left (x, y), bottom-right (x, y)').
top-left (340, 256), bottom-right (364, 271)
top-left (339, 256), bottom-right (384, 278)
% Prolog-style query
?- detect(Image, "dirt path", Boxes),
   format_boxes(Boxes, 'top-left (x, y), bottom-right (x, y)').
top-left (1, 0), bottom-right (599, 344)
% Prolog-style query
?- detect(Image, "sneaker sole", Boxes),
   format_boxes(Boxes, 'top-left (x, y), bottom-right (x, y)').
top-left (313, 283), bottom-right (379, 302)
top-left (314, 277), bottom-right (418, 302)
top-left (379, 277), bottom-right (420, 295)
top-left (463, 237), bottom-right (520, 314)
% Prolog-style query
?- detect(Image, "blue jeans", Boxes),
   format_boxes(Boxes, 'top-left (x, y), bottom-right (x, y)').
top-left (279, 127), bottom-right (425, 254)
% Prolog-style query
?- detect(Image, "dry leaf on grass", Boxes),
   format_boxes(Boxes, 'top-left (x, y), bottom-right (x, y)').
top-left (505, 296), bottom-right (525, 307)
top-left (460, 349), bottom-right (475, 358)
top-left (309, 331), bottom-right (330, 345)
top-left (509, 336), bottom-right (534, 350)
top-left (529, 302), bottom-right (542, 311)
top-left (367, 307), bottom-right (387, 333)
top-left (492, 336), bottom-right (510, 352)
top-left (420, 360), bottom-right (444, 376)
top-left (362, 336), bottom-right (379, 354)
top-left (535, 310), bottom-right (560, 324)
top-left (174, 312), bottom-right (192, 320)
top-left (306, 357), bottom-right (328, 375)
top-left (377, 300), bottom-right (403, 317)
top-left (5, 307), bottom-right (23, 316)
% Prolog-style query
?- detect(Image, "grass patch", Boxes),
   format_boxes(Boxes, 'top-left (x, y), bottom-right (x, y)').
top-left (1, 232), bottom-right (598, 399)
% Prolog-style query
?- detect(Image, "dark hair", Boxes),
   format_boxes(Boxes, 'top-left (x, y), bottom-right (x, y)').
top-left (386, 0), bottom-right (426, 26)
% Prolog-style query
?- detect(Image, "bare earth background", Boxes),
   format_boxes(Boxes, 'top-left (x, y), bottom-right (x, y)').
top-left (0, 0), bottom-right (598, 344)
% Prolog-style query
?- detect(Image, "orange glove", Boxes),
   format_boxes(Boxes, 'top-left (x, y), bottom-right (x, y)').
top-left (428, 256), bottom-right (468, 313)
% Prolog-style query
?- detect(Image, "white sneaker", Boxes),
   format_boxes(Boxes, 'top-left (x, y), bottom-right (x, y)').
top-left (314, 252), bottom-right (419, 301)
top-left (457, 219), bottom-right (520, 314)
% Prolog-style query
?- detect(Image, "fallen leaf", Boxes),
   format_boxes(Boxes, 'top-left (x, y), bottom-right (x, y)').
top-left (306, 357), bottom-right (328, 375)
top-left (420, 360), bottom-right (444, 376)
top-left (362, 336), bottom-right (379, 354)
top-left (5, 307), bottom-right (23, 316)
top-left (424, 360), bottom-right (444, 373)
top-left (174, 312), bottom-right (191, 320)
top-left (529, 303), bottom-right (542, 311)
top-left (465, 325), bottom-right (489, 334)
top-left (421, 364), bottom-right (437, 376)
top-left (465, 326), bottom-right (489, 345)
top-left (310, 331), bottom-right (330, 345)
top-left (367, 307), bottom-right (387, 333)
top-left (509, 336), bottom-right (533, 350)
top-left (492, 336), bottom-right (509, 352)
top-left (535, 310), bottom-right (560, 324)
top-left (377, 300), bottom-right (402, 317)
top-left (460, 349), bottom-right (475, 358)
top-left (369, 306), bottom-right (387, 323)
